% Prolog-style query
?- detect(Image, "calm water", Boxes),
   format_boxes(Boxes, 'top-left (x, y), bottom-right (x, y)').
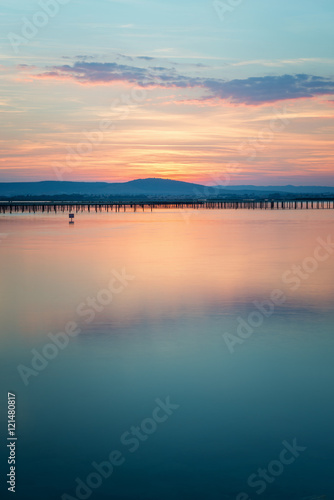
top-left (1, 210), bottom-right (334, 500)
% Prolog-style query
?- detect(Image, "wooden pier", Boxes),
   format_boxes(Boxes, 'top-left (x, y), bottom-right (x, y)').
top-left (1, 199), bottom-right (334, 214)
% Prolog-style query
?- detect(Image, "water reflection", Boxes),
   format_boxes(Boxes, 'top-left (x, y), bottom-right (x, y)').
top-left (0, 210), bottom-right (333, 500)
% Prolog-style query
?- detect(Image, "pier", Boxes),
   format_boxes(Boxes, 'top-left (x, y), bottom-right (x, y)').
top-left (1, 199), bottom-right (334, 214)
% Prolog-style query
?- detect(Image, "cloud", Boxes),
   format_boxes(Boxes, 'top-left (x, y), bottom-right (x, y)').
top-left (33, 61), bottom-right (334, 105)
top-left (137, 56), bottom-right (155, 61)
top-left (203, 74), bottom-right (334, 104)
top-left (231, 57), bottom-right (334, 68)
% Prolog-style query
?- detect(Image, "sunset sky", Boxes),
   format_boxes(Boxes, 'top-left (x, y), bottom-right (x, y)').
top-left (1, 0), bottom-right (334, 185)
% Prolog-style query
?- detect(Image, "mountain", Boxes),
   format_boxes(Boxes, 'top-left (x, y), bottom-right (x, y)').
top-left (0, 178), bottom-right (334, 199)
top-left (0, 179), bottom-right (204, 197)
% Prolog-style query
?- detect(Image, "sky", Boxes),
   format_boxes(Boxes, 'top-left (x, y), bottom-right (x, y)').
top-left (0, 0), bottom-right (334, 185)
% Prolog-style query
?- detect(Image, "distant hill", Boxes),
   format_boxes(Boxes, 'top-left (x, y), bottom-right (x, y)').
top-left (0, 179), bottom-right (204, 197)
top-left (0, 178), bottom-right (334, 199)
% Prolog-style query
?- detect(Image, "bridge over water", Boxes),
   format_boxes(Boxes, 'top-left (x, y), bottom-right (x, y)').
top-left (1, 199), bottom-right (334, 214)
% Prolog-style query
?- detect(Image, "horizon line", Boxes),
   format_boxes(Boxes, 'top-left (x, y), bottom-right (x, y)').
top-left (1, 178), bottom-right (334, 188)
